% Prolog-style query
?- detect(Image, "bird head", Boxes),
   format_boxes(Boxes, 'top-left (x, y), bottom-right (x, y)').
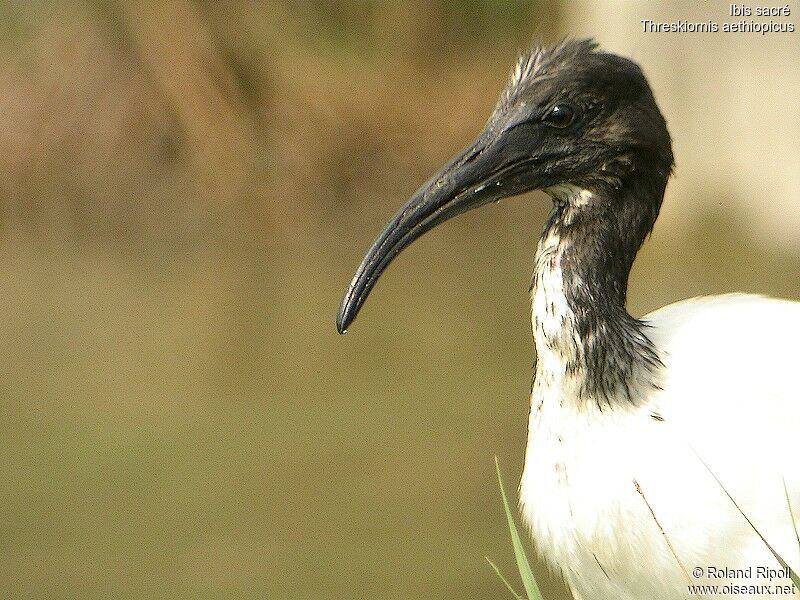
top-left (337, 39), bottom-right (674, 334)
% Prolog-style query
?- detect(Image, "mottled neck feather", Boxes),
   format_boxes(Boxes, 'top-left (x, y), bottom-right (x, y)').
top-left (530, 182), bottom-right (663, 409)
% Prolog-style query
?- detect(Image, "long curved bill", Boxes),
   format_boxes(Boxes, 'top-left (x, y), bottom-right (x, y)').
top-left (336, 127), bottom-right (544, 334)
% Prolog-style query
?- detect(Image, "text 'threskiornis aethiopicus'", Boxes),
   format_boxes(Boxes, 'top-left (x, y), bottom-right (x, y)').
top-left (336, 40), bottom-right (800, 600)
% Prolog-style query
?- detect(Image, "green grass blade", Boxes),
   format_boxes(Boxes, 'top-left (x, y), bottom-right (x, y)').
top-left (783, 478), bottom-right (800, 589)
top-left (697, 454), bottom-right (800, 589)
top-left (485, 556), bottom-right (523, 599)
top-left (784, 479), bottom-right (800, 555)
top-left (495, 456), bottom-right (544, 600)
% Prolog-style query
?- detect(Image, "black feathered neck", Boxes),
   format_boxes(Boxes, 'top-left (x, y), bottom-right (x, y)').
top-left (531, 162), bottom-right (667, 408)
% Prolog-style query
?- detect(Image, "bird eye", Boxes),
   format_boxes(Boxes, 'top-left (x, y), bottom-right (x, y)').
top-left (544, 104), bottom-right (576, 128)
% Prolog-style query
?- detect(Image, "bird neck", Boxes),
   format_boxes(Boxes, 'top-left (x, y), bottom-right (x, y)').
top-left (530, 183), bottom-right (663, 409)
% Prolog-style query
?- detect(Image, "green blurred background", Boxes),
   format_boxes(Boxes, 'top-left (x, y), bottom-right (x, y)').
top-left (0, 1), bottom-right (798, 598)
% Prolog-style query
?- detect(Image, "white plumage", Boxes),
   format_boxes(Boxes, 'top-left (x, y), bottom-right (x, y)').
top-left (522, 292), bottom-right (800, 600)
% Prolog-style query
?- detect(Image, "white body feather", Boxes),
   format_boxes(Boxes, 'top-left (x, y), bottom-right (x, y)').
top-left (520, 293), bottom-right (800, 599)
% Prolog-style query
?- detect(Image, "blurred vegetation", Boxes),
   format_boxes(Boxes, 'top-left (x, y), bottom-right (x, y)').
top-left (0, 1), bottom-right (797, 599)
top-left (0, 0), bottom-right (560, 248)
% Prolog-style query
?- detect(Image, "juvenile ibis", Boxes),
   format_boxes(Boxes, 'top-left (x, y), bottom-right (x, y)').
top-left (336, 40), bottom-right (800, 600)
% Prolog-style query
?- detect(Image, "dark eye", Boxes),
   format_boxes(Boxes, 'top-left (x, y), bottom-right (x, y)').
top-left (544, 104), bottom-right (576, 128)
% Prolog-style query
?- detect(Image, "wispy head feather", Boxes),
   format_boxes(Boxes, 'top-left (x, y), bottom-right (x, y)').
top-left (494, 39), bottom-right (600, 116)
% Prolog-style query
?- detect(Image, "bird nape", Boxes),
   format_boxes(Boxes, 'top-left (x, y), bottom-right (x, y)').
top-left (336, 39), bottom-right (800, 600)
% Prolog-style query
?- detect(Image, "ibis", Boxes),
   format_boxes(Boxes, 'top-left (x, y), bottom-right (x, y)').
top-left (336, 40), bottom-right (800, 600)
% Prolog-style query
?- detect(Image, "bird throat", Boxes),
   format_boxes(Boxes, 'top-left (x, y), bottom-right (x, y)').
top-left (530, 188), bottom-right (662, 409)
